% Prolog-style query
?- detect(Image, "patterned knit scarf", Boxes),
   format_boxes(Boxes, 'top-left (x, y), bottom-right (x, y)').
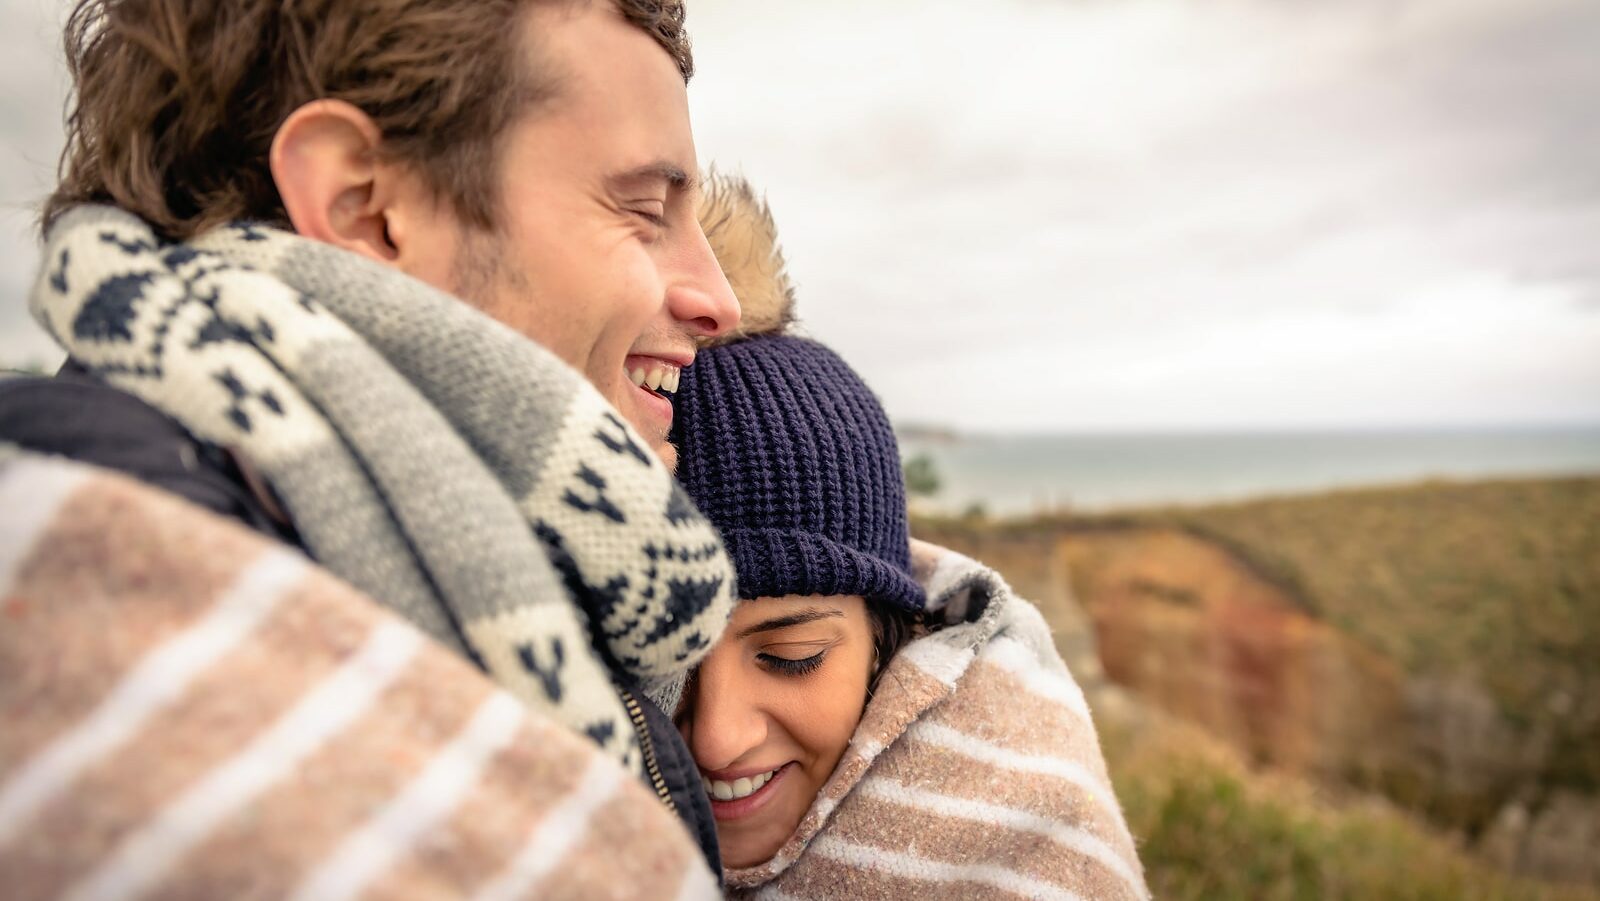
top-left (29, 206), bottom-right (735, 773)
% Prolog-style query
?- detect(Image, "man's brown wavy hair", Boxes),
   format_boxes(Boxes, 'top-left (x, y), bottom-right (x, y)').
top-left (43, 0), bottom-right (694, 241)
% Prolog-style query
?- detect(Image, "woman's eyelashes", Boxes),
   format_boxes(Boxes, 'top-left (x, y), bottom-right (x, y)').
top-left (758, 650), bottom-right (826, 677)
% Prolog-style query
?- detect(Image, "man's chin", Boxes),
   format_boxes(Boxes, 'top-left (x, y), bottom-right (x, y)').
top-left (655, 439), bottom-right (678, 474)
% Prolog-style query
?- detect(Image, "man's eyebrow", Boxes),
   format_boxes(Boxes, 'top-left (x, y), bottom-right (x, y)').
top-left (609, 161), bottom-right (697, 192)
top-left (736, 607), bottom-right (845, 639)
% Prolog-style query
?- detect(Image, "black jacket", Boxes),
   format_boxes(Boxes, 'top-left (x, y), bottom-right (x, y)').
top-left (0, 368), bottom-right (721, 877)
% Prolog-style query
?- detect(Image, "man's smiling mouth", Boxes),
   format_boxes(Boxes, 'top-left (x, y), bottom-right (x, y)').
top-left (625, 359), bottom-right (682, 397)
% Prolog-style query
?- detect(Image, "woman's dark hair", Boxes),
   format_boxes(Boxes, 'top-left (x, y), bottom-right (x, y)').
top-left (867, 602), bottom-right (923, 694)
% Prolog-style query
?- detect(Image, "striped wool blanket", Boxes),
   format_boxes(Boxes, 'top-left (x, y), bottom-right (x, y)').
top-left (0, 449), bottom-right (717, 900)
top-left (725, 540), bottom-right (1149, 901)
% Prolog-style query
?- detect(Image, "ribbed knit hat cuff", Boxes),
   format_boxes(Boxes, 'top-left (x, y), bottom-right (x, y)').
top-left (721, 527), bottom-right (926, 614)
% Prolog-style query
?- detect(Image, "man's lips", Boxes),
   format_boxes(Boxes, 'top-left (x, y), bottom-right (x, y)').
top-left (617, 352), bottom-right (691, 446)
top-left (624, 353), bottom-right (689, 395)
top-left (625, 379), bottom-right (674, 436)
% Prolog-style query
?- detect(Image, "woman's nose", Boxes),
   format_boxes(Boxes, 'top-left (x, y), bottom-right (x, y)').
top-left (681, 657), bottom-right (767, 774)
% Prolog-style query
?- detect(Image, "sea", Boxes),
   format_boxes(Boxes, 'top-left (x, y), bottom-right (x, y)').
top-left (896, 426), bottom-right (1600, 516)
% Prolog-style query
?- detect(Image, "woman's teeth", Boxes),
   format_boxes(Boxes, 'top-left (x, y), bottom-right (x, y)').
top-left (627, 364), bottom-right (680, 395)
top-left (703, 767), bottom-right (779, 801)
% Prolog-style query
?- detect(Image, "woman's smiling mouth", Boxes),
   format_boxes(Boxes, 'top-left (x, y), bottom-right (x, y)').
top-left (701, 763), bottom-right (793, 821)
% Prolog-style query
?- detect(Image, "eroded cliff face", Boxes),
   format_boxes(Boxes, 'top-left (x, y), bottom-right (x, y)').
top-left (922, 523), bottom-right (1406, 785)
top-left (915, 520), bottom-right (1600, 888)
top-left (1068, 525), bottom-right (1410, 785)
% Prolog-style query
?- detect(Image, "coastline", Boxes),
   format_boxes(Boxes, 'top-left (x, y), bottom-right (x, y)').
top-left (913, 473), bottom-right (1600, 893)
top-left (899, 425), bottom-right (1600, 516)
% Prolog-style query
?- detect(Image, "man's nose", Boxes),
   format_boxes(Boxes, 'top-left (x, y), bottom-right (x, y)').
top-left (666, 221), bottom-right (741, 340)
top-left (681, 658), bottom-right (766, 774)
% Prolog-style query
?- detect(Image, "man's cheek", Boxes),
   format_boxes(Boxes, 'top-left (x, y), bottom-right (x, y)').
top-left (611, 249), bottom-right (672, 325)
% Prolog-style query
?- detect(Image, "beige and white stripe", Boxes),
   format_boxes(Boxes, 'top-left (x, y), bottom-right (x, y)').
top-left (0, 454), bottom-right (715, 900)
top-left (471, 754), bottom-right (628, 901)
top-left (0, 546), bottom-right (306, 847)
top-left (906, 720), bottom-right (1124, 823)
top-left (981, 635), bottom-right (1094, 724)
top-left (0, 447), bottom-right (89, 586)
top-left (874, 737), bottom-right (1139, 867)
top-left (287, 677), bottom-right (529, 900)
top-left (856, 777), bottom-right (1146, 896)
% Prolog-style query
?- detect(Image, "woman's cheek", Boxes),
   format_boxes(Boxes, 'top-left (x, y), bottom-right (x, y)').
top-left (817, 653), bottom-right (873, 756)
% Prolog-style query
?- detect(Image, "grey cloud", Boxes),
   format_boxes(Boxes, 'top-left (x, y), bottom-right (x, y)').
top-left (5, 0), bottom-right (1598, 425)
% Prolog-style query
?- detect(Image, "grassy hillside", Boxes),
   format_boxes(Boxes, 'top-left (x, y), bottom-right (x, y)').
top-left (1101, 710), bottom-right (1599, 901)
top-left (1142, 478), bottom-right (1600, 801)
top-left (917, 475), bottom-right (1600, 887)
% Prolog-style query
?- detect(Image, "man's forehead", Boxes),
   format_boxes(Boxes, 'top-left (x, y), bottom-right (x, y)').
top-left (522, 1), bottom-right (688, 97)
top-left (517, 4), bottom-right (699, 190)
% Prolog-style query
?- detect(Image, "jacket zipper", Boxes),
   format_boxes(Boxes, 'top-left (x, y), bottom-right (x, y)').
top-left (619, 687), bottom-right (678, 816)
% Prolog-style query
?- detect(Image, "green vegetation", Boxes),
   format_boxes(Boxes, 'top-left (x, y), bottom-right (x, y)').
top-left (1149, 478), bottom-right (1600, 800)
top-left (918, 475), bottom-right (1600, 888)
top-left (952, 477), bottom-right (1600, 829)
top-left (902, 453), bottom-right (943, 500)
top-left (1102, 713), bottom-right (1598, 901)
top-left (1150, 478), bottom-right (1598, 698)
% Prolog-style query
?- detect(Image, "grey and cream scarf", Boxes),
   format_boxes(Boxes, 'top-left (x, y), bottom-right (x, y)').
top-left (29, 205), bottom-right (735, 772)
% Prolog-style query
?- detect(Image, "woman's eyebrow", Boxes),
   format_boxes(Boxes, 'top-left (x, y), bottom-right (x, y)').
top-left (736, 607), bottom-right (844, 639)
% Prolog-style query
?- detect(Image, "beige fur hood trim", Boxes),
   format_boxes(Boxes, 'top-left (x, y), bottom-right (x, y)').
top-left (697, 172), bottom-right (797, 344)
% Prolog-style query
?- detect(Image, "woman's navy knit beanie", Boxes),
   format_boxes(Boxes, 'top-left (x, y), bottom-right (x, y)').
top-left (671, 335), bottom-right (925, 614)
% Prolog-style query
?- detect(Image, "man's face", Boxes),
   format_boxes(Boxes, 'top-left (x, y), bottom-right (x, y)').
top-left (410, 3), bottom-right (739, 470)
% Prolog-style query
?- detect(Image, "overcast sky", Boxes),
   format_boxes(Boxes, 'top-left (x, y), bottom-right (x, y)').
top-left (4, 0), bottom-right (1598, 432)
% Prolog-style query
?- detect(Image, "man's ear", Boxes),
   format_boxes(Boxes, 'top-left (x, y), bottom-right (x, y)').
top-left (270, 100), bottom-right (401, 263)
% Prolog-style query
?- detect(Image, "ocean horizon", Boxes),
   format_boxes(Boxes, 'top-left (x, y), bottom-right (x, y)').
top-left (897, 425), bottom-right (1600, 516)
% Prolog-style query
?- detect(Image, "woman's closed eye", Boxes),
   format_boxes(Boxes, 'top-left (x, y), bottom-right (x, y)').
top-left (758, 650), bottom-right (826, 677)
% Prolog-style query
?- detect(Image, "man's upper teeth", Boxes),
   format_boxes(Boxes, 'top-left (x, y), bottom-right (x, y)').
top-left (702, 767), bottom-right (778, 801)
top-left (627, 364), bottom-right (680, 394)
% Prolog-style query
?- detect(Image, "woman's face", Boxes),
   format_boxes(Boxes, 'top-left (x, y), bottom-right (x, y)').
top-left (677, 594), bottom-right (875, 868)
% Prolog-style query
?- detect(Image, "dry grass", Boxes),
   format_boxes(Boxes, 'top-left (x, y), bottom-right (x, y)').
top-left (918, 475), bottom-right (1600, 890)
top-left (1145, 477), bottom-right (1600, 800)
top-left (1101, 710), bottom-right (1599, 901)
